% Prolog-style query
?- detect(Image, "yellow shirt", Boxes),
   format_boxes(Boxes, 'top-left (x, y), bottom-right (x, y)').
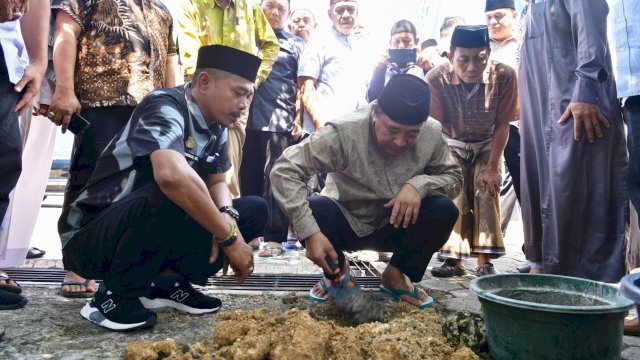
top-left (177, 0), bottom-right (279, 87)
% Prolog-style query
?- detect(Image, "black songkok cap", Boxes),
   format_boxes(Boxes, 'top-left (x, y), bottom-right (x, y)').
top-left (451, 25), bottom-right (490, 49)
top-left (196, 45), bottom-right (261, 83)
top-left (378, 74), bottom-right (430, 126)
top-left (485, 0), bottom-right (515, 11)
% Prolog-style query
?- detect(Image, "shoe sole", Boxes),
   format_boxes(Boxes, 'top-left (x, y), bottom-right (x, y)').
top-left (0, 297), bottom-right (27, 310)
top-left (431, 269), bottom-right (465, 278)
top-left (139, 297), bottom-right (221, 315)
top-left (80, 303), bottom-right (156, 331)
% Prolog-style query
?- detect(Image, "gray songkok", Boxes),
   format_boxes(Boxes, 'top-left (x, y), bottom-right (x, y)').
top-left (378, 74), bottom-right (430, 125)
top-left (451, 25), bottom-right (490, 49)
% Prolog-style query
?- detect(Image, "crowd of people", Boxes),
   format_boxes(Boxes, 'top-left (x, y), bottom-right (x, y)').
top-left (0, 0), bottom-right (638, 337)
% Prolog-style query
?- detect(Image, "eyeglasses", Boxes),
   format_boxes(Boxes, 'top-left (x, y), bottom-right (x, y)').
top-left (333, 5), bottom-right (357, 15)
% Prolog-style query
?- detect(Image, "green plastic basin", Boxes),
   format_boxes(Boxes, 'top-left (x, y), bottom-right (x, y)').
top-left (470, 274), bottom-right (634, 360)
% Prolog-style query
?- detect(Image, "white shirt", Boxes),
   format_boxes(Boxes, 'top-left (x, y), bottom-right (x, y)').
top-left (0, 20), bottom-right (28, 84)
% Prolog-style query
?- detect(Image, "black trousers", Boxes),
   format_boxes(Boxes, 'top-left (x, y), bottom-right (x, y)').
top-left (504, 124), bottom-right (521, 202)
top-left (240, 130), bottom-right (293, 242)
top-left (306, 195), bottom-right (458, 282)
top-left (62, 106), bottom-right (134, 209)
top-left (0, 46), bottom-right (23, 221)
top-left (63, 182), bottom-right (268, 297)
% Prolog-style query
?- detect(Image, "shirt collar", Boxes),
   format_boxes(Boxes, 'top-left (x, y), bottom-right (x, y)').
top-left (184, 83), bottom-right (212, 133)
top-left (330, 26), bottom-right (353, 43)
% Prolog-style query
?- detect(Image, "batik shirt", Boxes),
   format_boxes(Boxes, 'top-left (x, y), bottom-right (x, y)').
top-left (52, 0), bottom-right (176, 108)
top-left (59, 84), bottom-right (231, 246)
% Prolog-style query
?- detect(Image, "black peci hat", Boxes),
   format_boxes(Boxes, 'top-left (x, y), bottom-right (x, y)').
top-left (196, 45), bottom-right (261, 83)
top-left (485, 0), bottom-right (516, 12)
top-left (378, 74), bottom-right (430, 126)
top-left (451, 25), bottom-right (490, 49)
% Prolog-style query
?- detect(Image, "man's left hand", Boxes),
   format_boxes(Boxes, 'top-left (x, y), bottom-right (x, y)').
top-left (480, 168), bottom-right (501, 197)
top-left (13, 62), bottom-right (45, 114)
top-left (384, 184), bottom-right (421, 229)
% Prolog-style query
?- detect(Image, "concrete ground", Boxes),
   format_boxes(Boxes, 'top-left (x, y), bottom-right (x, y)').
top-left (2, 196), bottom-right (639, 359)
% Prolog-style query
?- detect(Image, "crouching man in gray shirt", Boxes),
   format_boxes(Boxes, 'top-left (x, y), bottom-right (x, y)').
top-left (271, 74), bottom-right (462, 308)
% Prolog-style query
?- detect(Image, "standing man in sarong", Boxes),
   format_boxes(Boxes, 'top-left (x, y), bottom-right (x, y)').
top-left (519, 0), bottom-right (626, 281)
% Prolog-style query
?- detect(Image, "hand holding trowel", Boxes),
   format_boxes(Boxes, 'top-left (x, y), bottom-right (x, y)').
top-left (323, 255), bottom-right (385, 324)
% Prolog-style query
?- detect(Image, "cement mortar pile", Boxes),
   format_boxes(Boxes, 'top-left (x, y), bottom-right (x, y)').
top-left (125, 303), bottom-right (480, 360)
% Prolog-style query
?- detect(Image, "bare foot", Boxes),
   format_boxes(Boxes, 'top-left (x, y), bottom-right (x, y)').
top-left (529, 268), bottom-right (544, 274)
top-left (625, 315), bottom-right (639, 336)
top-left (0, 270), bottom-right (18, 287)
top-left (248, 237), bottom-right (263, 250)
top-left (310, 277), bottom-right (331, 300)
top-left (61, 270), bottom-right (96, 294)
top-left (381, 264), bottom-right (430, 307)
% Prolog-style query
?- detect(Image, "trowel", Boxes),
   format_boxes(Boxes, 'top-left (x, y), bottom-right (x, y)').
top-left (324, 255), bottom-right (385, 324)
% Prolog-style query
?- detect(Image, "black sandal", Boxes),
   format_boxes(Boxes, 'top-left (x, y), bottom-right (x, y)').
top-left (26, 247), bottom-right (46, 259)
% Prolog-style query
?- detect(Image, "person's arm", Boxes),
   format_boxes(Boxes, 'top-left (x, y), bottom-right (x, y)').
top-left (151, 150), bottom-right (232, 240)
top-left (404, 124), bottom-right (462, 200)
top-left (425, 65), bottom-right (447, 123)
top-left (557, 0), bottom-right (611, 143)
top-left (164, 17), bottom-right (177, 88)
top-left (480, 67), bottom-right (518, 197)
top-left (206, 169), bottom-right (254, 284)
top-left (269, 125), bottom-right (348, 271)
top-left (367, 67), bottom-right (387, 102)
top-left (291, 87), bottom-right (303, 140)
top-left (176, 0), bottom-right (203, 80)
top-left (298, 76), bottom-right (323, 130)
top-left (165, 55), bottom-right (177, 87)
top-left (13, 0), bottom-right (49, 114)
top-left (252, 2), bottom-right (279, 87)
top-left (48, 9), bottom-right (81, 132)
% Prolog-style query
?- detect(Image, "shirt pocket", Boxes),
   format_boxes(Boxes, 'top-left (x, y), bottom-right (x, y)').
top-left (527, 2), bottom-right (546, 39)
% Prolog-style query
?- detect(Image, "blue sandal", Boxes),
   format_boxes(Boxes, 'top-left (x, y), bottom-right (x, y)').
top-left (379, 284), bottom-right (434, 309)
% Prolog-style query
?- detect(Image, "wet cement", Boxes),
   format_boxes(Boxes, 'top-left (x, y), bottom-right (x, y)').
top-left (125, 304), bottom-right (480, 360)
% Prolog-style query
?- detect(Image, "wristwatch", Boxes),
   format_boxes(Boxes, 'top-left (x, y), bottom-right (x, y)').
top-left (216, 223), bottom-right (237, 247)
top-left (219, 206), bottom-right (239, 221)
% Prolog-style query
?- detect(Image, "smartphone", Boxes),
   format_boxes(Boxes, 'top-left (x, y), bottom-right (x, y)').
top-left (68, 113), bottom-right (91, 135)
top-left (388, 48), bottom-right (417, 64)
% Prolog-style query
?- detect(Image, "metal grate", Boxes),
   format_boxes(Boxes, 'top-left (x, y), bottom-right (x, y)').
top-left (4, 267), bottom-right (381, 292)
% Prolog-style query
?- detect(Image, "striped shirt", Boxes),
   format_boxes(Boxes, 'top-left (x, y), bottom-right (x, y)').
top-left (426, 61), bottom-right (518, 143)
top-left (59, 84), bottom-right (230, 246)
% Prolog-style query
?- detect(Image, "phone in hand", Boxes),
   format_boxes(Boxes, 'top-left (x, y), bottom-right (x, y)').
top-left (68, 113), bottom-right (91, 135)
top-left (388, 48), bottom-right (417, 64)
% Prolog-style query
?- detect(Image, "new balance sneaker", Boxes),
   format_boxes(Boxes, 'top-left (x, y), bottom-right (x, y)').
top-left (140, 280), bottom-right (222, 315)
top-left (80, 284), bottom-right (157, 331)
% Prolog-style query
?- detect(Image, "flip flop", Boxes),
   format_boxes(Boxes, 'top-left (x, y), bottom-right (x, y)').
top-left (0, 270), bottom-right (21, 295)
top-left (26, 247), bottom-right (46, 259)
top-left (59, 279), bottom-right (96, 298)
top-left (258, 242), bottom-right (284, 257)
top-left (379, 284), bottom-right (434, 309)
top-left (308, 279), bottom-right (331, 303)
